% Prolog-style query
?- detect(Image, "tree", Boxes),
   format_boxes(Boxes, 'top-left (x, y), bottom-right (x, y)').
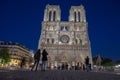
top-left (101, 58), bottom-right (114, 66)
top-left (115, 60), bottom-right (120, 65)
top-left (0, 48), bottom-right (10, 64)
top-left (93, 56), bottom-right (114, 66)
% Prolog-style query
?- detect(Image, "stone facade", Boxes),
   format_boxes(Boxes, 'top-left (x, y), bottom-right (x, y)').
top-left (38, 4), bottom-right (92, 68)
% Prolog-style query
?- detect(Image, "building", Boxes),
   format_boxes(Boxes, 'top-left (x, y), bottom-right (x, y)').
top-left (0, 41), bottom-right (32, 68)
top-left (38, 4), bottom-right (92, 68)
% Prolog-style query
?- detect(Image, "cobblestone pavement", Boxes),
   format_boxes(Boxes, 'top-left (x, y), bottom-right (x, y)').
top-left (0, 70), bottom-right (120, 80)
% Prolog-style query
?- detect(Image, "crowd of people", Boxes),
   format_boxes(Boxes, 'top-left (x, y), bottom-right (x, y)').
top-left (20, 49), bottom-right (91, 72)
top-left (51, 56), bottom-right (91, 71)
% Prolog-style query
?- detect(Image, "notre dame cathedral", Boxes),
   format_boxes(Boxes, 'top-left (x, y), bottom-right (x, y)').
top-left (38, 4), bottom-right (92, 68)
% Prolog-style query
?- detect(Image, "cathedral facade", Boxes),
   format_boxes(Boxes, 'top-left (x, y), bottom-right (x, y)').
top-left (38, 4), bottom-right (92, 68)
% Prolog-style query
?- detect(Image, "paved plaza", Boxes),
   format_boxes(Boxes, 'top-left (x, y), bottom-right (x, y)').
top-left (0, 70), bottom-right (120, 80)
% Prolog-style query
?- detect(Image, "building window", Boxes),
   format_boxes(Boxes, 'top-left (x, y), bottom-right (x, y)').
top-left (80, 39), bottom-right (82, 44)
top-left (47, 39), bottom-right (49, 44)
top-left (49, 11), bottom-right (52, 21)
top-left (75, 39), bottom-right (78, 44)
top-left (60, 26), bottom-right (64, 31)
top-left (53, 11), bottom-right (56, 21)
top-left (65, 26), bottom-right (69, 31)
top-left (74, 12), bottom-right (77, 22)
top-left (52, 39), bottom-right (54, 44)
top-left (78, 12), bottom-right (81, 22)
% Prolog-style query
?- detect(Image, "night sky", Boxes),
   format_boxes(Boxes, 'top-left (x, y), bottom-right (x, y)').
top-left (0, 0), bottom-right (120, 61)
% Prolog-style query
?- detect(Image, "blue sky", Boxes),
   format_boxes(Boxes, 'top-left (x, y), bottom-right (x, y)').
top-left (0, 0), bottom-right (120, 61)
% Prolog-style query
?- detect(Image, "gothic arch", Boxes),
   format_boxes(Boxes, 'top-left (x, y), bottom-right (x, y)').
top-left (74, 11), bottom-right (77, 22)
top-left (78, 11), bottom-right (81, 22)
top-left (58, 52), bottom-right (70, 63)
top-left (47, 38), bottom-right (49, 44)
top-left (76, 54), bottom-right (84, 64)
top-left (47, 55), bottom-right (55, 67)
top-left (49, 11), bottom-right (52, 21)
top-left (51, 38), bottom-right (54, 44)
top-left (53, 11), bottom-right (56, 21)
top-left (75, 39), bottom-right (78, 44)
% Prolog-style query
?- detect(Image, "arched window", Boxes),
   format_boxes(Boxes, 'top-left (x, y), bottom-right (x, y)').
top-left (75, 39), bottom-right (78, 44)
top-left (52, 39), bottom-right (54, 44)
top-left (79, 39), bottom-right (82, 45)
top-left (47, 39), bottom-right (49, 44)
top-left (74, 12), bottom-right (77, 22)
top-left (53, 11), bottom-right (56, 21)
top-left (78, 12), bottom-right (81, 22)
top-left (65, 26), bottom-right (69, 31)
top-left (49, 11), bottom-right (52, 21)
top-left (60, 26), bottom-right (64, 31)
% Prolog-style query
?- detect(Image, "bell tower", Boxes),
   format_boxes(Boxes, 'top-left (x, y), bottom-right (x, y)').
top-left (69, 5), bottom-right (86, 22)
top-left (68, 5), bottom-right (92, 65)
top-left (44, 4), bottom-right (61, 22)
top-left (38, 5), bottom-right (61, 49)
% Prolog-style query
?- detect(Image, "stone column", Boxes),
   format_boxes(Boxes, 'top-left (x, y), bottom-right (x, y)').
top-left (51, 11), bottom-right (53, 21)
top-left (76, 11), bottom-right (79, 22)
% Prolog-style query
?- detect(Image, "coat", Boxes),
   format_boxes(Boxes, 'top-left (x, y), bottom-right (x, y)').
top-left (34, 50), bottom-right (41, 61)
top-left (42, 50), bottom-right (48, 61)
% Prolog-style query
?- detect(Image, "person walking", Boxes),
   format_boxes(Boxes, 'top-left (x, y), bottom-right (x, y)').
top-left (31, 49), bottom-right (41, 71)
top-left (41, 49), bottom-right (48, 71)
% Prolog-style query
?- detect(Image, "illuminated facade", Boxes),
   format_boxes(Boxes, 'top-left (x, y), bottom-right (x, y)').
top-left (0, 41), bottom-right (32, 68)
top-left (38, 5), bottom-right (93, 68)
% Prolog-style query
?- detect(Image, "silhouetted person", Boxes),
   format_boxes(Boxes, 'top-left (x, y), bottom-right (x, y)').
top-left (20, 57), bottom-right (25, 69)
top-left (89, 63), bottom-right (92, 70)
top-left (61, 63), bottom-right (65, 70)
top-left (41, 49), bottom-right (48, 71)
top-left (75, 62), bottom-right (80, 70)
top-left (31, 49), bottom-right (41, 71)
top-left (85, 56), bottom-right (90, 72)
top-left (83, 64), bottom-right (85, 71)
top-left (65, 63), bottom-right (68, 70)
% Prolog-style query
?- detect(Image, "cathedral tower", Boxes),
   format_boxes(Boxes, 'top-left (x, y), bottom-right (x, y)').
top-left (38, 4), bottom-right (92, 68)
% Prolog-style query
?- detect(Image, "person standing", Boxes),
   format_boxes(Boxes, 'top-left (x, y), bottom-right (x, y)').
top-left (41, 49), bottom-right (48, 71)
top-left (20, 57), bottom-right (25, 69)
top-left (85, 56), bottom-right (90, 72)
top-left (31, 49), bottom-right (41, 71)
